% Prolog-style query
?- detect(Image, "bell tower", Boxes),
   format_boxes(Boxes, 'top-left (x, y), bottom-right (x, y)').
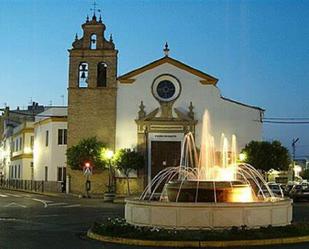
top-left (67, 13), bottom-right (117, 193)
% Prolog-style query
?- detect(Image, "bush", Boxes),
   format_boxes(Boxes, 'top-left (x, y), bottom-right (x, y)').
top-left (91, 217), bottom-right (309, 241)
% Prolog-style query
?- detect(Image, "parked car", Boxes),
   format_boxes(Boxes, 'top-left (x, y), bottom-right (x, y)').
top-left (267, 182), bottom-right (284, 198)
top-left (257, 182), bottom-right (284, 198)
top-left (283, 184), bottom-right (294, 196)
top-left (289, 184), bottom-right (309, 201)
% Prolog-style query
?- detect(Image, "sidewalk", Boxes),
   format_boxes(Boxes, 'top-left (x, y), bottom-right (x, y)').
top-left (0, 186), bottom-right (128, 203)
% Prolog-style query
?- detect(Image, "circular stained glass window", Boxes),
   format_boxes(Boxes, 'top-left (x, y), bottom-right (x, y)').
top-left (156, 80), bottom-right (176, 99)
top-left (152, 74), bottom-right (181, 102)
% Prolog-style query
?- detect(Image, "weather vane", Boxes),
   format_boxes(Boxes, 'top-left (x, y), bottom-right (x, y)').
top-left (90, 1), bottom-right (101, 17)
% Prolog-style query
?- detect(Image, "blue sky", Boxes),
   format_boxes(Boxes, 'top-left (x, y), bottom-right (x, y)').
top-left (1, 0), bottom-right (309, 157)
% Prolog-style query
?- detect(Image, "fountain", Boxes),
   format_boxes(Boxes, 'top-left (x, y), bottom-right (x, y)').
top-left (125, 111), bottom-right (292, 229)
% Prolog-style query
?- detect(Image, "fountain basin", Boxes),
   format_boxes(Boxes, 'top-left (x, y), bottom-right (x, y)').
top-left (166, 180), bottom-right (250, 202)
top-left (125, 198), bottom-right (292, 229)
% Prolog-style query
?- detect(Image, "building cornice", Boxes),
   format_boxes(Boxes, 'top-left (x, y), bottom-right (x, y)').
top-left (13, 127), bottom-right (34, 138)
top-left (11, 153), bottom-right (33, 161)
top-left (34, 117), bottom-right (67, 127)
top-left (220, 96), bottom-right (265, 112)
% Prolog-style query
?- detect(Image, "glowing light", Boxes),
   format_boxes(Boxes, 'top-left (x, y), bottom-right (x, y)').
top-left (105, 149), bottom-right (114, 160)
top-left (239, 153), bottom-right (247, 162)
top-left (230, 185), bottom-right (254, 202)
top-left (101, 148), bottom-right (114, 161)
top-left (294, 165), bottom-right (302, 176)
top-left (24, 147), bottom-right (32, 154)
top-left (85, 162), bottom-right (91, 168)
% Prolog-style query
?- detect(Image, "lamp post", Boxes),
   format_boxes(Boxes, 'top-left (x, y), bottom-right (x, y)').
top-left (105, 149), bottom-right (114, 192)
top-left (83, 162), bottom-right (92, 198)
top-left (104, 149), bottom-right (116, 202)
top-left (292, 138), bottom-right (299, 182)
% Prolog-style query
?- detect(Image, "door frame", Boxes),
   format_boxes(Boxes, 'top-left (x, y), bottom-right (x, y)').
top-left (147, 133), bottom-right (184, 185)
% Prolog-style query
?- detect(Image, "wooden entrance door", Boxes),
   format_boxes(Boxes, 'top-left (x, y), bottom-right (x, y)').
top-left (151, 141), bottom-right (181, 180)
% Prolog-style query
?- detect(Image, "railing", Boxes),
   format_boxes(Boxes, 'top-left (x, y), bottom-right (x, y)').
top-left (0, 179), bottom-right (64, 193)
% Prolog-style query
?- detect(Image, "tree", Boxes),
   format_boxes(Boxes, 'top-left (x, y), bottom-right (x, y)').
top-left (66, 137), bottom-right (107, 170)
top-left (241, 140), bottom-right (291, 171)
top-left (113, 149), bottom-right (144, 195)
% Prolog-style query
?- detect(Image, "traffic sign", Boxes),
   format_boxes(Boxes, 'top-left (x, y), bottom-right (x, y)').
top-left (83, 167), bottom-right (92, 176)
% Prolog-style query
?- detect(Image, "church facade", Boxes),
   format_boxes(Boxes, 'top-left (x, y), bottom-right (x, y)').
top-left (67, 15), bottom-right (264, 195)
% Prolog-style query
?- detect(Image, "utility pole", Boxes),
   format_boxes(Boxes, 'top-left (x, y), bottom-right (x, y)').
top-left (292, 138), bottom-right (299, 181)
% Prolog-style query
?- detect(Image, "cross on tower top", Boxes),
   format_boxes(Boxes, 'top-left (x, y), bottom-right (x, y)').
top-left (163, 42), bottom-right (170, 57)
top-left (90, 1), bottom-right (101, 19)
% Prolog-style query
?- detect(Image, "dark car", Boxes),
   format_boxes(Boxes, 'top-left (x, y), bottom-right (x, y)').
top-left (289, 184), bottom-right (309, 201)
top-left (283, 184), bottom-right (294, 196)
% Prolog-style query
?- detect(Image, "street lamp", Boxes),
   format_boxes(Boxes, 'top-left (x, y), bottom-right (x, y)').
top-left (239, 153), bottom-right (247, 162)
top-left (105, 150), bottom-right (114, 160)
top-left (292, 138), bottom-right (299, 181)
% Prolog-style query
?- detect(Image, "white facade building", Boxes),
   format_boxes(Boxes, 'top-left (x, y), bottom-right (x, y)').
top-left (0, 135), bottom-right (12, 180)
top-left (0, 105), bottom-right (67, 183)
top-left (10, 121), bottom-right (34, 180)
top-left (33, 107), bottom-right (67, 182)
top-left (116, 56), bottom-right (264, 180)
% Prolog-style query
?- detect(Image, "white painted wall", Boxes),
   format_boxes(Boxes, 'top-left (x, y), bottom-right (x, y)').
top-left (10, 122), bottom-right (34, 180)
top-left (116, 62), bottom-right (263, 153)
top-left (0, 137), bottom-right (12, 180)
top-left (10, 158), bottom-right (32, 180)
top-left (34, 108), bottom-right (67, 181)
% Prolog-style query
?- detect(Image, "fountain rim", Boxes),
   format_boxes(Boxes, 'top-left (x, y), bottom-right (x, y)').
top-left (128, 197), bottom-right (291, 207)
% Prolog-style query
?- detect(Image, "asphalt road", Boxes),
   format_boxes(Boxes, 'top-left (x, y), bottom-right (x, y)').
top-left (0, 189), bottom-right (123, 249)
top-left (1, 189), bottom-right (309, 249)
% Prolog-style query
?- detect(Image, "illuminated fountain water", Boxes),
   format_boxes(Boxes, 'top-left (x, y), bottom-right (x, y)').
top-left (125, 111), bottom-right (292, 229)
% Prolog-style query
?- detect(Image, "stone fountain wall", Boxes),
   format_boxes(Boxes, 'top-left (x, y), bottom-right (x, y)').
top-left (125, 198), bottom-right (292, 229)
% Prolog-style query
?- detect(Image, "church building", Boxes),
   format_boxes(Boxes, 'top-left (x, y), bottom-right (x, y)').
top-left (67, 14), bottom-right (264, 195)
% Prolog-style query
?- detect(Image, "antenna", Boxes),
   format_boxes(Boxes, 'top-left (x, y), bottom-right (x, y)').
top-left (28, 97), bottom-right (33, 105)
top-left (60, 95), bottom-right (65, 106)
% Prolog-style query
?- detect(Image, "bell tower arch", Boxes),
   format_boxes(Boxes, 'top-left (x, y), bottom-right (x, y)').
top-left (67, 13), bottom-right (117, 194)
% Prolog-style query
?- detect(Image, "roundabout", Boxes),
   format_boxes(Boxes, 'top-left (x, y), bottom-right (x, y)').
top-left (90, 112), bottom-right (296, 247)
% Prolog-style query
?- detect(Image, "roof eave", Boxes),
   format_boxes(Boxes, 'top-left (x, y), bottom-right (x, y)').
top-left (117, 56), bottom-right (218, 85)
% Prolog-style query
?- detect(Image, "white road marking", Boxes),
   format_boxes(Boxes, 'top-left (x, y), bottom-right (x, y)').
top-left (31, 198), bottom-right (50, 208)
top-left (0, 217), bottom-right (17, 221)
top-left (4, 202), bottom-right (26, 208)
top-left (34, 214), bottom-right (62, 218)
top-left (6, 194), bottom-right (22, 198)
top-left (0, 194), bottom-right (8, 197)
top-left (62, 204), bottom-right (81, 208)
top-left (47, 202), bottom-right (67, 206)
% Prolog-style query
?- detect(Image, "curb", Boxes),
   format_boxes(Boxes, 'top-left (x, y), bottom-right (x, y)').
top-left (87, 229), bottom-right (309, 248)
top-left (0, 187), bottom-right (128, 201)
top-left (0, 188), bottom-right (68, 198)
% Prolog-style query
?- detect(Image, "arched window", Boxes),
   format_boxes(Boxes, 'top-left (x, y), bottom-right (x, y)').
top-left (90, 34), bottom-right (97, 50)
top-left (97, 62), bottom-right (107, 87)
top-left (78, 62), bottom-right (88, 88)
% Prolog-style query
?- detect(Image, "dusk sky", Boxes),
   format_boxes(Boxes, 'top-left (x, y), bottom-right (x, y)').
top-left (1, 0), bottom-right (309, 157)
